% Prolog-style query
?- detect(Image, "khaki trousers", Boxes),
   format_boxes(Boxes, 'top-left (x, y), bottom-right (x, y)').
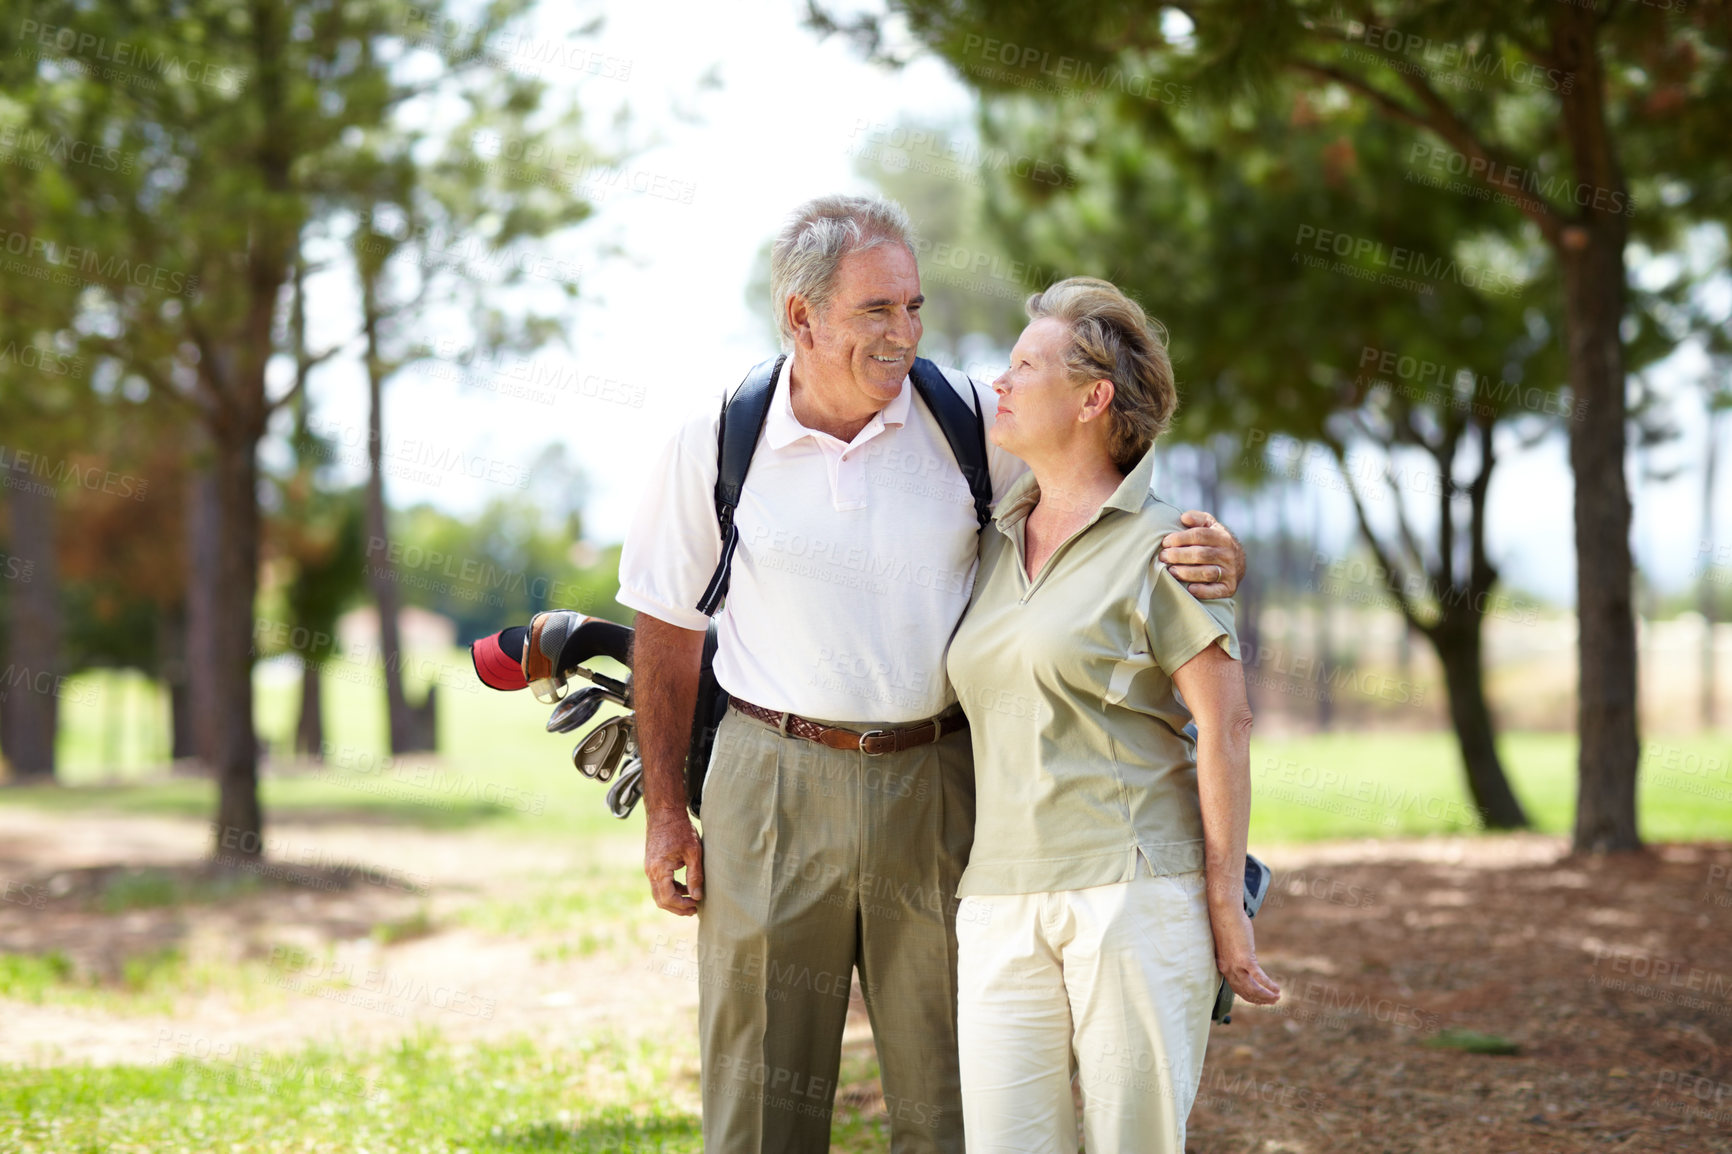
top-left (955, 871), bottom-right (1218, 1154)
top-left (698, 705), bottom-right (975, 1154)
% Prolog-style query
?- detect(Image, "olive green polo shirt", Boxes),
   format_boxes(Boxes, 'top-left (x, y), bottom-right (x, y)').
top-left (945, 441), bottom-right (1240, 897)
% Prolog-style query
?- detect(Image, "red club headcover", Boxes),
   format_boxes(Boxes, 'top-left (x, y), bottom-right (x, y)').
top-left (470, 629), bottom-right (529, 692)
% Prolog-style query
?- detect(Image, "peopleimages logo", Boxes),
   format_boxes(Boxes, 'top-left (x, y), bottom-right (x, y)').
top-left (0, 228), bottom-right (197, 296)
top-left (848, 120), bottom-right (1075, 189)
top-left (1358, 345), bottom-right (1582, 422)
top-left (1342, 23), bottom-right (1574, 94)
top-left (0, 340), bottom-right (84, 379)
top-left (1407, 144), bottom-right (1636, 217)
top-left (1293, 224), bottom-right (1522, 298)
top-left (1589, 946), bottom-right (1732, 1011)
top-left (959, 34), bottom-right (1192, 106)
top-left (0, 125), bottom-right (135, 173)
top-left (16, 18), bottom-right (247, 90)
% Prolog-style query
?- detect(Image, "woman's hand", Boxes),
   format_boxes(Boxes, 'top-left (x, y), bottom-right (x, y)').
top-left (1210, 903), bottom-right (1281, 1005)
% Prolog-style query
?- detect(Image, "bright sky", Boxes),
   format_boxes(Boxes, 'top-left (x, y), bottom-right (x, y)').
top-left (279, 0), bottom-right (1729, 608)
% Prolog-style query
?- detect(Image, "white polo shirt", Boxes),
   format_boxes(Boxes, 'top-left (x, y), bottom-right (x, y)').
top-left (617, 355), bottom-right (1026, 723)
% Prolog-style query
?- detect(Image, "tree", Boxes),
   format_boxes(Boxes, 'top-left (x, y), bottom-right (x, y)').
top-left (0, 58), bottom-right (115, 783)
top-left (339, 63), bottom-right (600, 754)
top-left (7, 0), bottom-right (585, 857)
top-left (814, 0), bottom-right (1732, 850)
top-left (980, 91), bottom-right (1562, 825)
top-left (274, 252), bottom-right (360, 760)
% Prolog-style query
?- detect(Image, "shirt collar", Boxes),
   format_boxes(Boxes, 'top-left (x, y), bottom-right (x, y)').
top-left (993, 438), bottom-right (1161, 531)
top-left (764, 353), bottom-right (913, 450)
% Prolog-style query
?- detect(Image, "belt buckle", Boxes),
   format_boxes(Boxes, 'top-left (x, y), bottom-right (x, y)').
top-left (857, 729), bottom-right (890, 756)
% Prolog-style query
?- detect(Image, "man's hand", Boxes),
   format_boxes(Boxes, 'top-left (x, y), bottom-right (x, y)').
top-left (645, 812), bottom-right (704, 915)
top-left (1160, 511), bottom-right (1245, 599)
top-left (632, 613), bottom-right (708, 916)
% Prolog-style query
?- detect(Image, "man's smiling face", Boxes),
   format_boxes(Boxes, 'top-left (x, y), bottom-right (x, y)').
top-left (799, 242), bottom-right (924, 409)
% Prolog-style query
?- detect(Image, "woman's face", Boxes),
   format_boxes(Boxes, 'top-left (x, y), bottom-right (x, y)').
top-left (990, 317), bottom-right (1105, 460)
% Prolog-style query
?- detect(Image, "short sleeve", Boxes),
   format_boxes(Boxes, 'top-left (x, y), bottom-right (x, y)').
top-left (614, 418), bottom-right (723, 632)
top-left (1146, 564), bottom-right (1240, 676)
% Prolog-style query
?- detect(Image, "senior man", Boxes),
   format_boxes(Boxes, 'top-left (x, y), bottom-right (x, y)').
top-left (616, 194), bottom-right (1244, 1154)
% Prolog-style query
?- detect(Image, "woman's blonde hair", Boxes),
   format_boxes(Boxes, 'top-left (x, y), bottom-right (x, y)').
top-left (1025, 277), bottom-right (1177, 472)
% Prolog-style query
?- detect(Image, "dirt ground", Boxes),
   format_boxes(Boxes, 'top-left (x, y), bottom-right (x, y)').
top-left (2, 808), bottom-right (1729, 1153)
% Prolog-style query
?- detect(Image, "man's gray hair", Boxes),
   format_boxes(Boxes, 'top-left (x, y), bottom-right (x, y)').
top-left (769, 195), bottom-right (918, 349)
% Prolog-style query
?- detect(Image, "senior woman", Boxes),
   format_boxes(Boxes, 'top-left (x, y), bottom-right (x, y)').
top-left (946, 277), bottom-right (1279, 1154)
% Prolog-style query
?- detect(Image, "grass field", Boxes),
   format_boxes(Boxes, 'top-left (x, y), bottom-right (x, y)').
top-left (14, 651), bottom-right (1731, 845)
top-left (0, 1031), bottom-right (918, 1154)
top-left (1, 1032), bottom-right (710, 1153)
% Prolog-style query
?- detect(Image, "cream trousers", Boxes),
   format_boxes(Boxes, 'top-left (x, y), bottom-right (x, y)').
top-left (956, 870), bottom-right (1218, 1154)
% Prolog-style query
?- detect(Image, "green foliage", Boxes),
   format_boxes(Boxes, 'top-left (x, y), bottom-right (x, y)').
top-left (0, 951), bottom-right (75, 1002)
top-left (814, 0), bottom-right (1731, 463)
top-left (1424, 1028), bottom-right (1521, 1055)
top-left (276, 480), bottom-right (369, 667)
top-left (391, 475), bottom-right (626, 640)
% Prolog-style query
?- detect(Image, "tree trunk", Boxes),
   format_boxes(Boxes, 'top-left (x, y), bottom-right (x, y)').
top-left (296, 658), bottom-right (324, 760)
top-left (1555, 7), bottom-right (1641, 853)
top-left (1434, 621), bottom-right (1529, 829)
top-left (158, 606), bottom-right (196, 761)
top-left (1702, 407), bottom-right (1721, 730)
top-left (1, 471), bottom-right (60, 782)
top-left (360, 266), bottom-right (435, 754)
top-left (1311, 490), bottom-right (1333, 731)
top-left (168, 675), bottom-right (195, 761)
top-left (1329, 408), bottom-right (1528, 834)
top-left (185, 450), bottom-right (223, 770)
top-left (1562, 234), bottom-right (1640, 852)
top-left (1238, 500), bottom-right (1262, 717)
top-left (210, 423), bottom-right (263, 862)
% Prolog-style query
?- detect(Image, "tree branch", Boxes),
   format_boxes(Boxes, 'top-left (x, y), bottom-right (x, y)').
top-left (88, 337), bottom-right (209, 421)
top-left (265, 335), bottom-right (351, 417)
top-left (1289, 53), bottom-right (1565, 245)
top-left (1290, 58), bottom-right (1434, 134)
top-left (1389, 65), bottom-right (1565, 242)
top-left (1466, 413), bottom-right (1499, 594)
top-left (186, 316), bottom-right (230, 409)
top-left (1322, 431), bottom-right (1434, 637)
top-left (1435, 421), bottom-right (1460, 592)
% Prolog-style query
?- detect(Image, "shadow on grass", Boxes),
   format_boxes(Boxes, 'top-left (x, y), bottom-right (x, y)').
top-left (483, 1114), bottom-right (701, 1150)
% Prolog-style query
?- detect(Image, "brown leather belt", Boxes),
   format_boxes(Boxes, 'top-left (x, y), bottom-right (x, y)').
top-left (729, 696), bottom-right (967, 756)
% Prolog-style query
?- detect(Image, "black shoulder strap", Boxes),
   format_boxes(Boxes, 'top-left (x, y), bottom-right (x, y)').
top-left (694, 353), bottom-right (990, 616)
top-left (908, 357), bottom-right (993, 530)
top-left (695, 354), bottom-right (785, 616)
